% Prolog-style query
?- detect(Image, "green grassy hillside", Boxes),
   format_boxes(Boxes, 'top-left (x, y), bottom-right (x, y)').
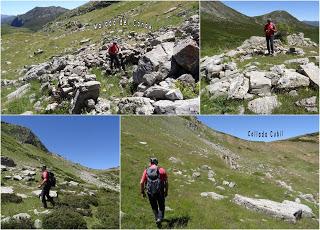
top-left (201, 2), bottom-right (319, 56)
top-left (121, 116), bottom-right (319, 229)
top-left (1, 122), bottom-right (119, 229)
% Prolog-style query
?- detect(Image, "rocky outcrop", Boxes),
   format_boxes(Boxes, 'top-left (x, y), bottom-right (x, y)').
top-left (201, 32), bottom-right (318, 114)
top-left (233, 194), bottom-right (314, 223)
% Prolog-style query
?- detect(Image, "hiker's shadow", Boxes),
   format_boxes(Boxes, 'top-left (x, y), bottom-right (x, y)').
top-left (158, 216), bottom-right (190, 229)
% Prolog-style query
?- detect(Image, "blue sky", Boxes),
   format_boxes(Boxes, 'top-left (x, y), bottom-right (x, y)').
top-left (1, 116), bottom-right (119, 169)
top-left (197, 115), bottom-right (319, 142)
top-left (1, 1), bottom-right (87, 15)
top-left (223, 1), bottom-right (319, 21)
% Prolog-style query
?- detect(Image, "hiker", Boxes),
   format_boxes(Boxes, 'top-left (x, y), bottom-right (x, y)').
top-left (38, 165), bottom-right (55, 209)
top-left (140, 158), bottom-right (168, 225)
top-left (108, 41), bottom-right (121, 71)
top-left (264, 18), bottom-right (277, 55)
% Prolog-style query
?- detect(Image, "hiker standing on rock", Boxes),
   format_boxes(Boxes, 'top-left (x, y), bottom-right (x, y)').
top-left (264, 18), bottom-right (277, 55)
top-left (140, 158), bottom-right (169, 226)
top-left (108, 41), bottom-right (121, 72)
top-left (38, 165), bottom-right (55, 209)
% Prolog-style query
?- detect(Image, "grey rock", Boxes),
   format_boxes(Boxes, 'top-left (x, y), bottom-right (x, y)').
top-left (246, 71), bottom-right (271, 95)
top-left (284, 58), bottom-right (309, 65)
top-left (144, 86), bottom-right (170, 100)
top-left (295, 96), bottom-right (318, 112)
top-left (299, 62), bottom-right (319, 86)
top-left (70, 81), bottom-right (100, 114)
top-left (12, 213), bottom-right (31, 220)
top-left (153, 98), bottom-right (199, 115)
top-left (6, 83), bottom-right (31, 102)
top-left (277, 71), bottom-right (310, 89)
top-left (200, 192), bottom-right (225, 200)
top-left (1, 186), bottom-right (14, 194)
top-left (165, 89), bottom-right (183, 101)
top-left (13, 175), bottom-right (23, 181)
top-left (117, 97), bottom-right (154, 115)
top-left (228, 75), bottom-right (249, 99)
top-left (34, 219), bottom-right (42, 229)
top-left (233, 194), bottom-right (314, 223)
top-left (177, 74), bottom-right (195, 85)
top-left (248, 96), bottom-right (280, 114)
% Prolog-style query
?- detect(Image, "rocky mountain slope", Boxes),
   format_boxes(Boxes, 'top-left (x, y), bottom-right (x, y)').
top-left (1, 1), bottom-right (199, 115)
top-left (10, 6), bottom-right (69, 31)
top-left (1, 122), bottom-right (119, 229)
top-left (200, 1), bottom-right (319, 114)
top-left (121, 116), bottom-right (319, 229)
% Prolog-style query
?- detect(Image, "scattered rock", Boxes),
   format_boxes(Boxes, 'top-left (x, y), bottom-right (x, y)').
top-left (34, 219), bottom-right (42, 229)
top-left (295, 96), bottom-right (317, 112)
top-left (6, 83), bottom-right (31, 102)
top-left (1, 186), bottom-right (14, 194)
top-left (299, 62), bottom-right (319, 86)
top-left (200, 192), bottom-right (225, 200)
top-left (12, 213), bottom-right (31, 220)
top-left (247, 96), bottom-right (280, 114)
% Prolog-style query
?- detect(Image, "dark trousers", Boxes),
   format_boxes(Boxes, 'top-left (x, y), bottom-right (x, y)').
top-left (109, 54), bottom-right (120, 70)
top-left (148, 192), bottom-right (165, 220)
top-left (41, 185), bottom-right (54, 208)
top-left (266, 35), bottom-right (274, 54)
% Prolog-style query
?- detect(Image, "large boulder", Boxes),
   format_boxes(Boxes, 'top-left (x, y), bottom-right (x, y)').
top-left (233, 194), bottom-right (314, 223)
top-left (153, 98), bottom-right (199, 114)
top-left (246, 71), bottom-right (271, 95)
top-left (70, 81), bottom-right (100, 114)
top-left (6, 83), bottom-right (31, 102)
top-left (173, 38), bottom-right (199, 77)
top-left (23, 63), bottom-right (51, 81)
top-left (299, 62), bottom-right (319, 86)
top-left (144, 86), bottom-right (183, 101)
top-left (248, 96), bottom-right (280, 114)
top-left (228, 75), bottom-right (249, 99)
top-left (276, 70), bottom-right (310, 89)
top-left (205, 78), bottom-right (231, 98)
top-left (117, 97), bottom-right (154, 115)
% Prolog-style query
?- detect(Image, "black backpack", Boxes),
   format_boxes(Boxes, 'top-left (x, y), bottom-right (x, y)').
top-left (146, 167), bottom-right (161, 195)
top-left (48, 171), bottom-right (56, 187)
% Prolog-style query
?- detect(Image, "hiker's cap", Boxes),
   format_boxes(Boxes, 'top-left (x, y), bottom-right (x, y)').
top-left (267, 18), bottom-right (272, 22)
top-left (150, 157), bottom-right (158, 165)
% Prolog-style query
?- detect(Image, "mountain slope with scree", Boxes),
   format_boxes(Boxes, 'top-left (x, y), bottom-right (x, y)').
top-left (121, 116), bottom-right (319, 229)
top-left (1, 122), bottom-right (119, 229)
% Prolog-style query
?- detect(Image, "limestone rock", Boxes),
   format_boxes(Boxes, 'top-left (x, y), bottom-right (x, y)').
top-left (248, 96), bottom-right (280, 114)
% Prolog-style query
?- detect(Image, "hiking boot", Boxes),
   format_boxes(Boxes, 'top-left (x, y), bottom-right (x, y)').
top-left (156, 218), bottom-right (161, 224)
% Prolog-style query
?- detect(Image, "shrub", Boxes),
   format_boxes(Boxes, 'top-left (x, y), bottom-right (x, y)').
top-left (175, 81), bottom-right (199, 99)
top-left (42, 207), bottom-right (87, 229)
top-left (95, 205), bottom-right (119, 229)
top-left (1, 193), bottom-right (23, 203)
top-left (1, 218), bottom-right (33, 229)
top-left (60, 195), bottom-right (98, 209)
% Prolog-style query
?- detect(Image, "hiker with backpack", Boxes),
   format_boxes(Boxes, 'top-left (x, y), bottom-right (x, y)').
top-left (264, 18), bottom-right (277, 55)
top-left (38, 165), bottom-right (56, 209)
top-left (108, 41), bottom-right (121, 72)
top-left (140, 158), bottom-right (168, 225)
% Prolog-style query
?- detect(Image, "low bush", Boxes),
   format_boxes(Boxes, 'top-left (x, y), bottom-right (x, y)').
top-left (1, 218), bottom-right (33, 229)
top-left (1, 193), bottom-right (23, 203)
top-left (42, 207), bottom-right (87, 229)
top-left (59, 194), bottom-right (98, 209)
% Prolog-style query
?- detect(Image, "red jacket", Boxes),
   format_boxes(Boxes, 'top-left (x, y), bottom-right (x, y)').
top-left (264, 22), bottom-right (277, 36)
top-left (140, 164), bottom-right (167, 185)
top-left (108, 43), bottom-right (119, 55)
top-left (42, 170), bottom-right (49, 182)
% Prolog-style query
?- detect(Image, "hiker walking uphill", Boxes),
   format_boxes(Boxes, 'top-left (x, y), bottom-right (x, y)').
top-left (140, 158), bottom-right (168, 226)
top-left (38, 165), bottom-right (56, 209)
top-left (264, 18), bottom-right (277, 55)
top-left (108, 41), bottom-right (121, 72)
